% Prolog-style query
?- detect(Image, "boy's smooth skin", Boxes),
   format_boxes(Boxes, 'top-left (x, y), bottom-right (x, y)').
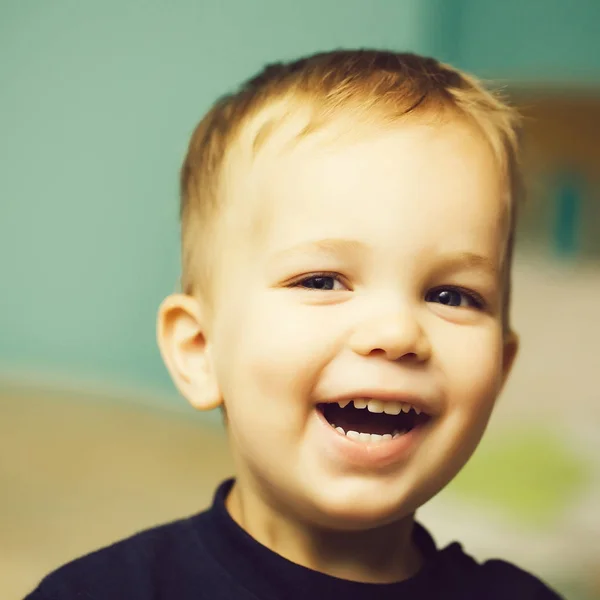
top-left (158, 116), bottom-right (518, 584)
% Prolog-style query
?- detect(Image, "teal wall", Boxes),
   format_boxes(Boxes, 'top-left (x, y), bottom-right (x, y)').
top-left (0, 0), bottom-right (433, 398)
top-left (442, 0), bottom-right (600, 83)
top-left (2, 0), bottom-right (599, 402)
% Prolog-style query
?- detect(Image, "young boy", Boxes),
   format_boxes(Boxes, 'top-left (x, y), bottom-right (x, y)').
top-left (26, 50), bottom-right (563, 599)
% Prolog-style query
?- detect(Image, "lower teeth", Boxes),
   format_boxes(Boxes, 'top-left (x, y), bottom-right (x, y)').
top-left (333, 425), bottom-right (407, 443)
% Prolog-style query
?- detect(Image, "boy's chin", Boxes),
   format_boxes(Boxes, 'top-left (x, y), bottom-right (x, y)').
top-left (297, 491), bottom-right (417, 533)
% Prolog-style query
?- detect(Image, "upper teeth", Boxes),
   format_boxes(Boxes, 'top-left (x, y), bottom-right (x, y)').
top-left (338, 398), bottom-right (421, 415)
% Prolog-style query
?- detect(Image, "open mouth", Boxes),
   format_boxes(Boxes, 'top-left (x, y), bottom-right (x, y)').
top-left (317, 398), bottom-right (431, 443)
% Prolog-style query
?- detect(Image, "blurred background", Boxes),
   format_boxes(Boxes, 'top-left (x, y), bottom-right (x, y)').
top-left (1, 1), bottom-right (599, 598)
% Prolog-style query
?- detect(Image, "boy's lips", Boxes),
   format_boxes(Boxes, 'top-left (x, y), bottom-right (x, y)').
top-left (310, 389), bottom-right (436, 469)
top-left (313, 406), bottom-right (430, 469)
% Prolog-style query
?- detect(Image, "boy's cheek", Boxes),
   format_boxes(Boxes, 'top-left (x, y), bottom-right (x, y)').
top-left (430, 331), bottom-right (505, 417)
top-left (213, 301), bottom-right (338, 407)
top-left (224, 295), bottom-right (339, 359)
top-left (436, 323), bottom-right (504, 369)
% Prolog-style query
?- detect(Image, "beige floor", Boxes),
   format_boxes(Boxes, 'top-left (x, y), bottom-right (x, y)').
top-left (2, 388), bottom-right (598, 600)
top-left (0, 387), bottom-right (234, 600)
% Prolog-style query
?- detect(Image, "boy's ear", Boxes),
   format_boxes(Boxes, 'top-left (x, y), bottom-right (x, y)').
top-left (500, 329), bottom-right (519, 391)
top-left (157, 294), bottom-right (222, 411)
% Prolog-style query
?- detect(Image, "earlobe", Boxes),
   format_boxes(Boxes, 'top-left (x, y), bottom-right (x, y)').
top-left (500, 329), bottom-right (519, 389)
top-left (156, 294), bottom-right (222, 411)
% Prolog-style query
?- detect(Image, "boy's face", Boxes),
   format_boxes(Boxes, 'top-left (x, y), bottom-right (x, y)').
top-left (163, 118), bottom-right (517, 530)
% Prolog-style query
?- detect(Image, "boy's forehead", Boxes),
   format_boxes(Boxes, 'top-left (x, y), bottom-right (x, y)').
top-left (220, 115), bottom-right (508, 264)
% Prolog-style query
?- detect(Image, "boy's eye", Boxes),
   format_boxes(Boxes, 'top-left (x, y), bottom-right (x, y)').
top-left (294, 274), bottom-right (346, 291)
top-left (425, 287), bottom-right (483, 309)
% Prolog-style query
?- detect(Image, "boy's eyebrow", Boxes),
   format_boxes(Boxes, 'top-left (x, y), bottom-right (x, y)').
top-left (433, 251), bottom-right (500, 277)
top-left (269, 240), bottom-right (499, 277)
top-left (270, 238), bottom-right (367, 261)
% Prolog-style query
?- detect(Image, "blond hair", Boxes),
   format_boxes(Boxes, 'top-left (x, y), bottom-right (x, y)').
top-left (180, 50), bottom-right (522, 326)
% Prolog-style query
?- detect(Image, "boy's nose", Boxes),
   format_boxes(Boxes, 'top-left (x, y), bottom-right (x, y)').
top-left (348, 308), bottom-right (431, 363)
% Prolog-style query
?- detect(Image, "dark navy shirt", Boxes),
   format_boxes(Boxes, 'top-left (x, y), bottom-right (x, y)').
top-left (25, 479), bottom-right (562, 599)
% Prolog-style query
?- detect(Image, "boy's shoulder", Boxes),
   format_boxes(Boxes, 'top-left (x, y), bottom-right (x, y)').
top-left (436, 540), bottom-right (563, 599)
top-left (24, 509), bottom-right (220, 600)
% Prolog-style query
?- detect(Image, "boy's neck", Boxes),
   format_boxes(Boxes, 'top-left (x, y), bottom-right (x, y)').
top-left (225, 481), bottom-right (423, 584)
